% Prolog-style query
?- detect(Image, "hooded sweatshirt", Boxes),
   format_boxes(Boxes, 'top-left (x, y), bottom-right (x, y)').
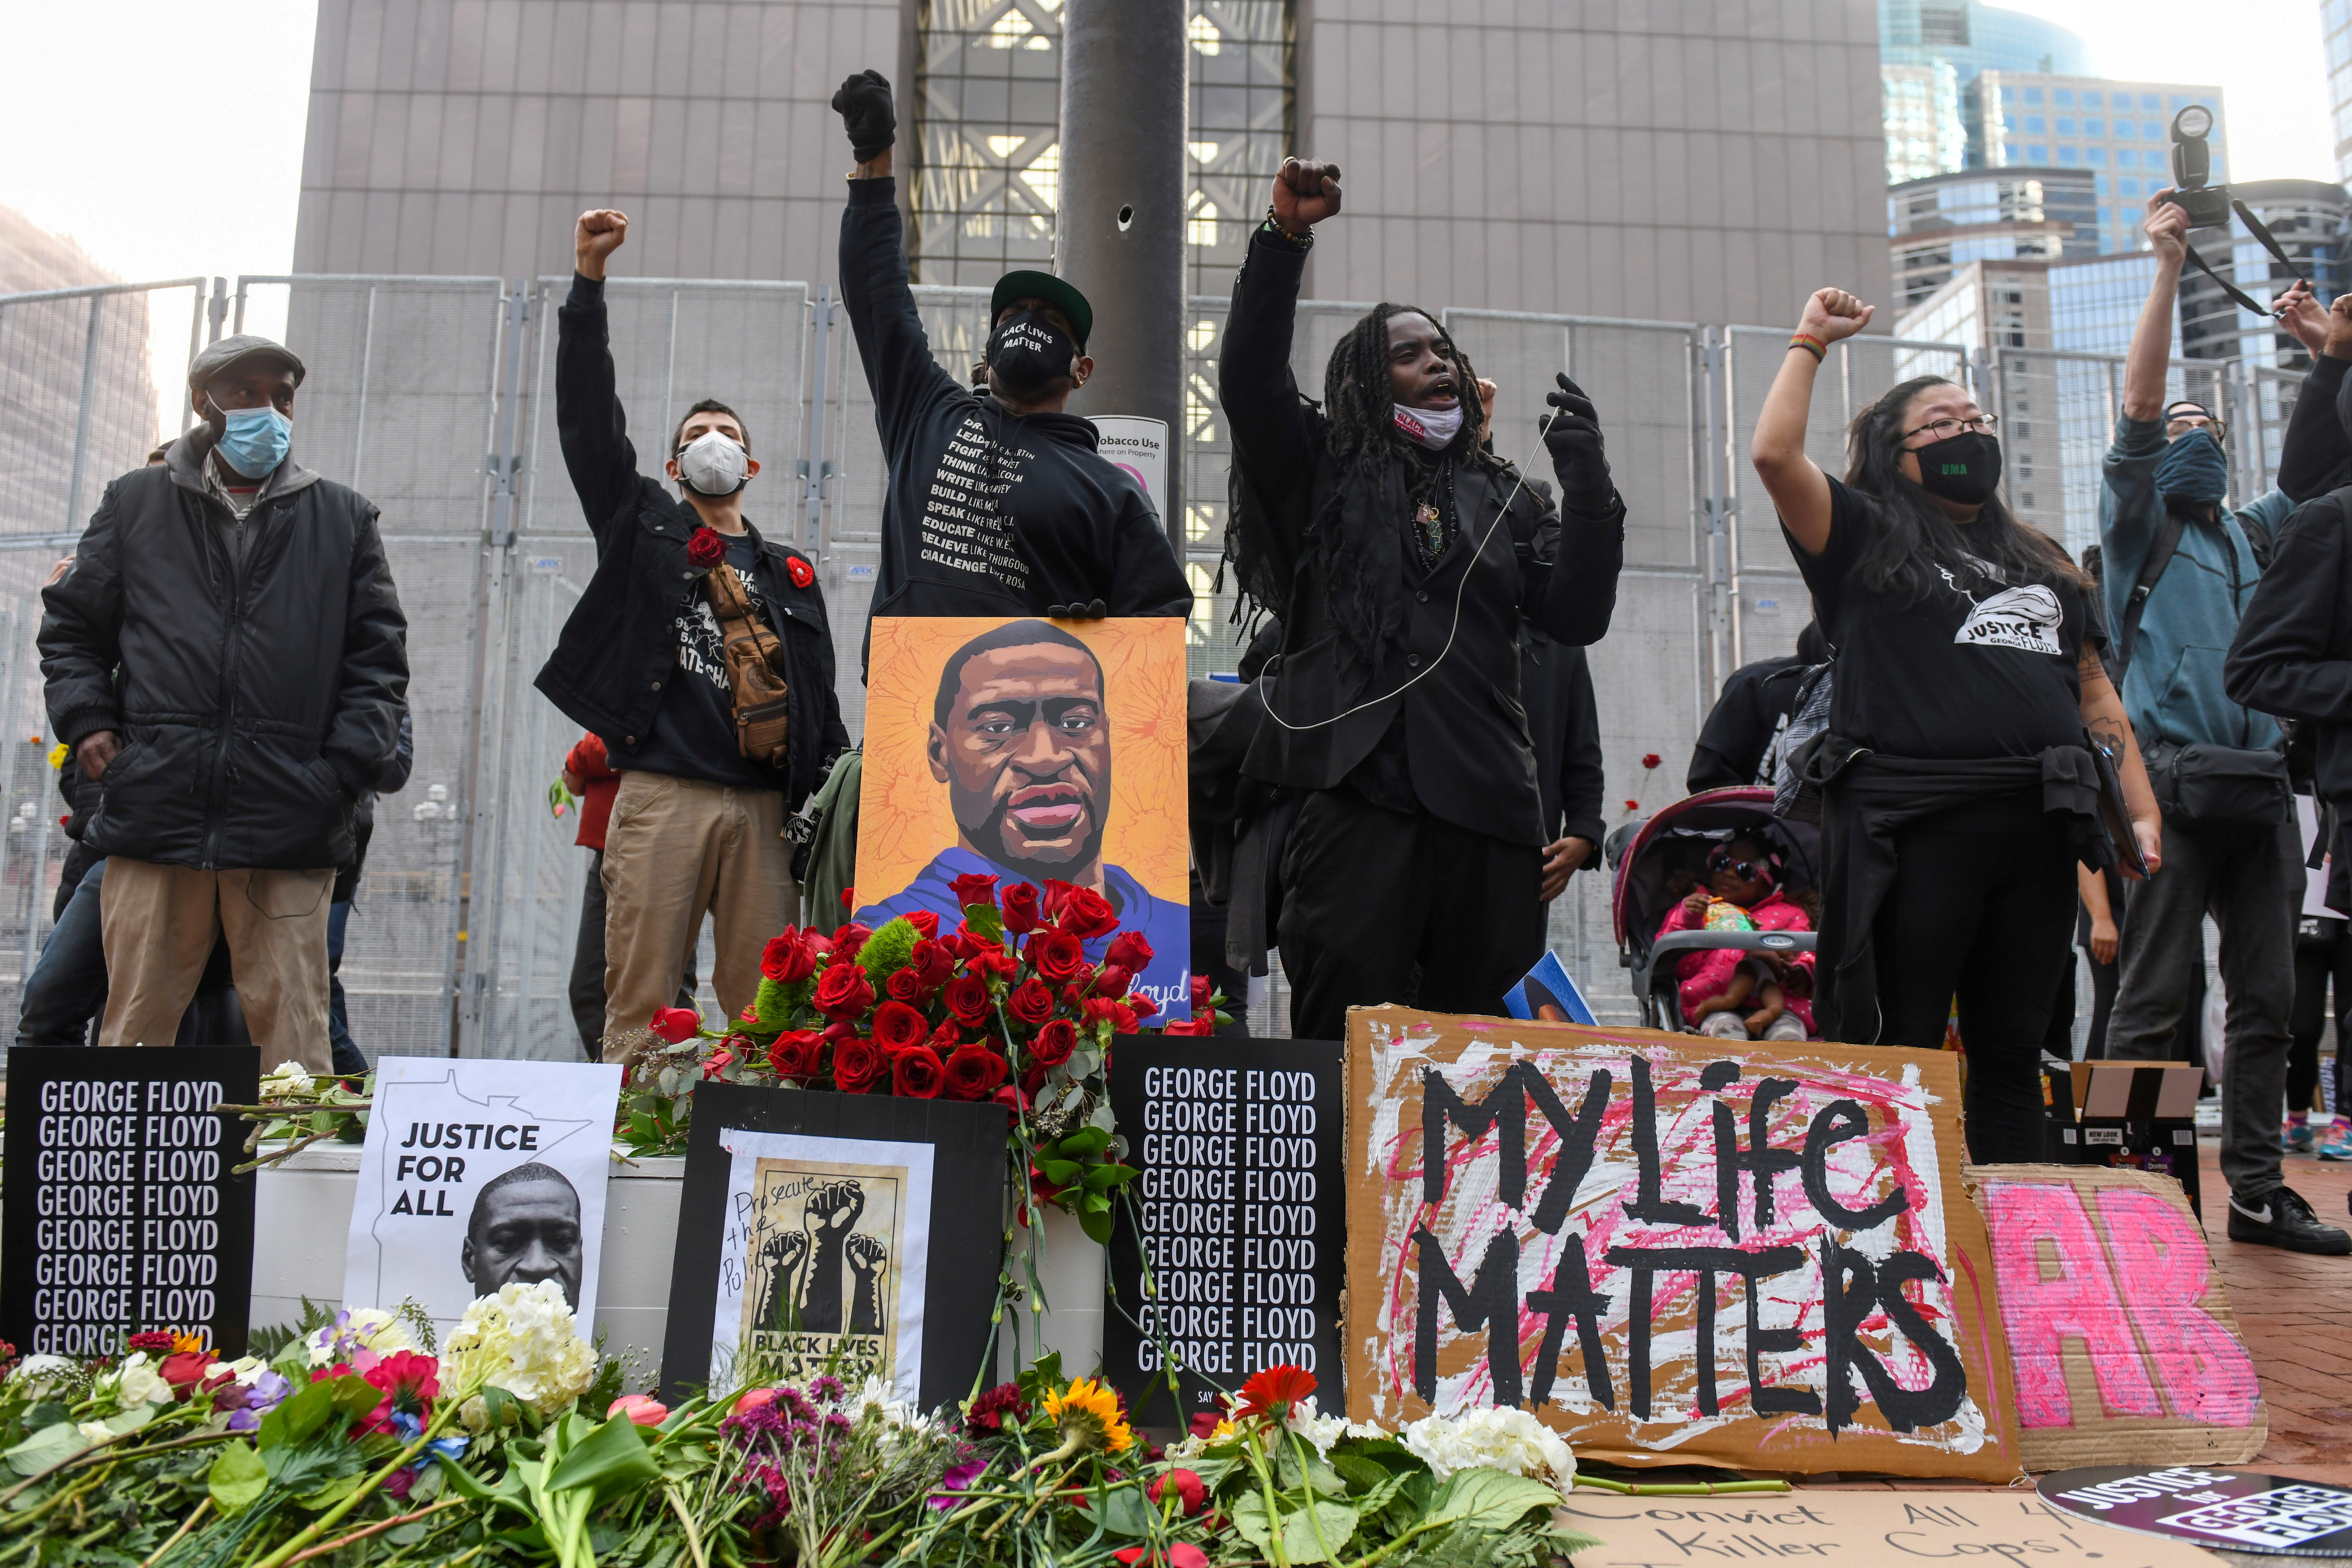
top-left (837, 178), bottom-right (1192, 666)
top-left (2098, 415), bottom-right (2282, 753)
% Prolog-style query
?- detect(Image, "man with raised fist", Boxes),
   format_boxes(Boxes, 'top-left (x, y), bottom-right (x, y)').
top-left (536, 207), bottom-right (851, 1066)
top-left (829, 68), bottom-right (1192, 662)
top-left (1217, 156), bottom-right (1629, 1040)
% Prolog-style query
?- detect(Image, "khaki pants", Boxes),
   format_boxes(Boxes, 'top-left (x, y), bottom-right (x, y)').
top-left (99, 859), bottom-right (335, 1071)
top-left (600, 772), bottom-right (796, 1064)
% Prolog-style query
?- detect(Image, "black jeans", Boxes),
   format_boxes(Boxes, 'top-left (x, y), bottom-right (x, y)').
top-left (2108, 817), bottom-right (2297, 1195)
top-left (1872, 805), bottom-right (2078, 1164)
top-left (2289, 920), bottom-right (2352, 1115)
top-left (1278, 789), bottom-right (1546, 1043)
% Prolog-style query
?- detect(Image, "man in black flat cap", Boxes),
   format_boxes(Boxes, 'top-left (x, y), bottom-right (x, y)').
top-left (829, 68), bottom-right (1193, 661)
top-left (40, 333), bottom-right (408, 1072)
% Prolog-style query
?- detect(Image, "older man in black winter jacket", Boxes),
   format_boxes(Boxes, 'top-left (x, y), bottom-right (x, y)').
top-left (40, 334), bottom-right (409, 1072)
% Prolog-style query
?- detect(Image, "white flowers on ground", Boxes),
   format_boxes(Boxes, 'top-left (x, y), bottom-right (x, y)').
top-left (260, 1060), bottom-right (316, 1099)
top-left (7, 1355), bottom-right (78, 1393)
top-left (443, 1280), bottom-right (596, 1416)
top-left (110, 1353), bottom-right (174, 1408)
top-left (1283, 1396), bottom-right (1385, 1459)
top-left (305, 1307), bottom-right (418, 1368)
top-left (1401, 1407), bottom-right (1577, 1496)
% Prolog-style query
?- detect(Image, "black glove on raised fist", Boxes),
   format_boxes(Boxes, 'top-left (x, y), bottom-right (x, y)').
top-left (1540, 373), bottom-right (1614, 515)
top-left (832, 70), bottom-right (896, 161)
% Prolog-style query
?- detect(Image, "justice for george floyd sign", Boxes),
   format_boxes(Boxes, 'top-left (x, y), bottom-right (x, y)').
top-left (1347, 1008), bottom-right (2022, 1479)
top-left (1103, 1038), bottom-right (1346, 1427)
top-left (2, 1047), bottom-right (259, 1358)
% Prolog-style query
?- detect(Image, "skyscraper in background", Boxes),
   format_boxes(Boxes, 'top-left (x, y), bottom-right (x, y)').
top-left (2177, 178), bottom-right (2349, 368)
top-left (1877, 0), bottom-right (2089, 182)
top-left (290, 0), bottom-right (1890, 326)
top-left (1887, 165), bottom-right (2096, 306)
top-left (2326, 0), bottom-right (2352, 184)
top-left (1972, 73), bottom-right (2225, 256)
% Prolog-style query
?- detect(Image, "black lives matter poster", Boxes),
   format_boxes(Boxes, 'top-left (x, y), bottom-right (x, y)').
top-left (3, 1047), bottom-right (258, 1358)
top-left (1104, 1038), bottom-right (1346, 1428)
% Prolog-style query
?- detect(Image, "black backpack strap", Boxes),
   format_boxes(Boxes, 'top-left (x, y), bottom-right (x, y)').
top-left (2116, 507), bottom-right (2191, 678)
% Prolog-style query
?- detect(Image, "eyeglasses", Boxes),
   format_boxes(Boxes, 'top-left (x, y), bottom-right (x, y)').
top-left (1707, 849), bottom-right (1770, 880)
top-left (1899, 414), bottom-right (1998, 445)
top-left (2165, 415), bottom-right (2226, 440)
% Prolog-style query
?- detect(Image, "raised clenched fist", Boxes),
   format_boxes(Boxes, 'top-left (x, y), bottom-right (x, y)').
top-left (1796, 288), bottom-right (1873, 346)
top-left (832, 70), bottom-right (896, 162)
top-left (575, 210), bottom-right (629, 281)
top-left (804, 1180), bottom-right (865, 1235)
top-left (772, 1229), bottom-right (809, 1274)
top-left (845, 1233), bottom-right (886, 1277)
top-left (1270, 157), bottom-right (1341, 235)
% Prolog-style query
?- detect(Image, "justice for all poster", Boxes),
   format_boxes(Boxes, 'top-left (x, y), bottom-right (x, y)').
top-left (343, 1056), bottom-right (622, 1335)
top-left (853, 615), bottom-right (1191, 1016)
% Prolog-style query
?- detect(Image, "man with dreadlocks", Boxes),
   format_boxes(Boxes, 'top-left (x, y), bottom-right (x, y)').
top-left (1218, 157), bottom-right (1627, 1040)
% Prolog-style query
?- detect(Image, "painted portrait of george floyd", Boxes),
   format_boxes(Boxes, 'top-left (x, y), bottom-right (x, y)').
top-left (854, 617), bottom-right (1191, 1015)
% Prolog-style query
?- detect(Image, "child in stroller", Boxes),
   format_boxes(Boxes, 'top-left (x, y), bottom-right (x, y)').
top-left (1654, 835), bottom-right (1814, 1039)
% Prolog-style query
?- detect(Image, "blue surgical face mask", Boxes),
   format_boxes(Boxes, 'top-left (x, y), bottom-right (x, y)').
top-left (214, 403), bottom-right (291, 478)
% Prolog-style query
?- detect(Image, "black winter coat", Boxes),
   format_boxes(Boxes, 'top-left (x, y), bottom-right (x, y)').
top-left (39, 441), bottom-right (409, 871)
top-left (534, 276), bottom-right (851, 811)
top-left (1218, 228), bottom-right (1626, 846)
top-left (2225, 484), bottom-right (2352, 804)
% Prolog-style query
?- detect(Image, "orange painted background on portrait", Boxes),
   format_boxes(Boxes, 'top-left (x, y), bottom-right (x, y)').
top-left (854, 617), bottom-right (1189, 909)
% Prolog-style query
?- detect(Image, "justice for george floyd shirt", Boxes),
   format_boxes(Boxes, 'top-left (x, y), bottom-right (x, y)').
top-left (620, 532), bottom-right (778, 789)
top-left (1793, 477), bottom-right (2089, 762)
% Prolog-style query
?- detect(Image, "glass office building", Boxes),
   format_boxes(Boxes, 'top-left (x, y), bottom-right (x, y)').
top-left (2328, 0), bottom-right (2352, 184)
top-left (1970, 72), bottom-right (2226, 257)
top-left (1878, 0), bottom-right (2091, 184)
top-left (1888, 168), bottom-right (2097, 306)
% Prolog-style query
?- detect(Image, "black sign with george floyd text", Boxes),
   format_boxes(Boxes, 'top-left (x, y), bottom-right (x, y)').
top-left (1104, 1037), bottom-right (1346, 1429)
top-left (2, 1047), bottom-right (258, 1359)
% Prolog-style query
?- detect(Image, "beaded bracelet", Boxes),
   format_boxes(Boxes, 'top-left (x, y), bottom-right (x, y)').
top-left (1262, 207), bottom-right (1315, 249)
top-left (1788, 333), bottom-right (1827, 362)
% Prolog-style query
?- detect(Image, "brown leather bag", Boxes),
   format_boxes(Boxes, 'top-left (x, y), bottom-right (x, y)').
top-left (702, 562), bottom-right (790, 767)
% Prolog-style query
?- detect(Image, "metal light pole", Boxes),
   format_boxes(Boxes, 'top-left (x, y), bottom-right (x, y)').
top-left (1057, 0), bottom-right (1189, 554)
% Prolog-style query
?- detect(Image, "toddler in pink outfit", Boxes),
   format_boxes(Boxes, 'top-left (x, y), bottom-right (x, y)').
top-left (1654, 836), bottom-right (1815, 1040)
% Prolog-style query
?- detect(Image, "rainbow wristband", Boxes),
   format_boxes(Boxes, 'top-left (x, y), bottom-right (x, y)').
top-left (1788, 334), bottom-right (1827, 362)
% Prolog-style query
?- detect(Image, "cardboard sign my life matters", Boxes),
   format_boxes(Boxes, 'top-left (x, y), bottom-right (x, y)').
top-left (1348, 1008), bottom-right (2022, 1479)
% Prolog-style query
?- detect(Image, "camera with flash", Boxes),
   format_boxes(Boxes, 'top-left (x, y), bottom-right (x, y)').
top-left (2166, 104), bottom-right (2231, 230)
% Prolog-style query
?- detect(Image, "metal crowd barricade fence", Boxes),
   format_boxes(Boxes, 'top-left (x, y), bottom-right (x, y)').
top-left (0, 268), bottom-right (2315, 1055)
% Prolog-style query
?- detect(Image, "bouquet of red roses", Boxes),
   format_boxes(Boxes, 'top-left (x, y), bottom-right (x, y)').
top-left (625, 874), bottom-right (1225, 1241)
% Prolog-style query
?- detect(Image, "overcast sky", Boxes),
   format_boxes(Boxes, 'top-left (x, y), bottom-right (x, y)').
top-left (2020, 0), bottom-right (2335, 183)
top-left (0, 0), bottom-right (2336, 290)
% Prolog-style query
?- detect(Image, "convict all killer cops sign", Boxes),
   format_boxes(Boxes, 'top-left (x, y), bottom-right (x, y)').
top-left (1104, 1038), bottom-right (1346, 1426)
top-left (1348, 1009), bottom-right (2022, 1479)
top-left (2, 1047), bottom-right (259, 1358)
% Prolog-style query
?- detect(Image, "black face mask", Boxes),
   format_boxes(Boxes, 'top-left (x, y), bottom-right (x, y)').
top-left (1911, 431), bottom-right (2003, 505)
top-left (986, 309), bottom-right (1076, 396)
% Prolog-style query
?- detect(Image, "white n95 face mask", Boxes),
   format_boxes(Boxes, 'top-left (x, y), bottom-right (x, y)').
top-left (677, 430), bottom-right (750, 496)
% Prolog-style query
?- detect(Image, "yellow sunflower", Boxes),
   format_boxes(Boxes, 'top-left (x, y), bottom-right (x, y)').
top-left (1042, 1377), bottom-right (1134, 1458)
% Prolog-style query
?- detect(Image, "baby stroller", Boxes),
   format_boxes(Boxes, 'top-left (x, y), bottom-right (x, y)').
top-left (1605, 787), bottom-right (1822, 1033)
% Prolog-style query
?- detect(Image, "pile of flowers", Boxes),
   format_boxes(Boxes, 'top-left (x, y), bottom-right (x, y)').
top-left (622, 876), bottom-right (1230, 1241)
top-left (0, 1294), bottom-right (1665, 1568)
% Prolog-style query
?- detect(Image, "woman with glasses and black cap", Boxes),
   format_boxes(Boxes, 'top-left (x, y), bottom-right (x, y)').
top-left (1748, 286), bottom-right (2162, 1165)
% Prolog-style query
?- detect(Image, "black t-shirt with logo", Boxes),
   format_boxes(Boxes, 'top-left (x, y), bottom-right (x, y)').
top-left (1792, 477), bottom-right (2088, 761)
top-left (622, 533), bottom-right (778, 789)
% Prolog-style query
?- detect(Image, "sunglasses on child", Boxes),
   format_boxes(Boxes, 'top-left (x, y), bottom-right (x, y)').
top-left (1708, 849), bottom-right (1770, 880)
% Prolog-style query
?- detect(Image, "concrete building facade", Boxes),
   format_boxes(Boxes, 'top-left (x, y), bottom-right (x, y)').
top-left (291, 0), bottom-right (1892, 325)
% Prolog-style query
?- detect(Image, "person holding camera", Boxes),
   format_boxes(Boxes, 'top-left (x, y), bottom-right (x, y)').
top-left (2100, 191), bottom-right (2346, 1255)
top-left (1749, 286), bottom-right (2161, 1166)
top-left (1217, 157), bottom-right (1626, 1041)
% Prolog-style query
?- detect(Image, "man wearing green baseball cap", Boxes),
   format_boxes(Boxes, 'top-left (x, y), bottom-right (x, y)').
top-left (830, 68), bottom-right (1192, 667)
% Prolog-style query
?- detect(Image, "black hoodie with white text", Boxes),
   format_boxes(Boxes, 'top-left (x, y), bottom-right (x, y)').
top-left (837, 178), bottom-right (1192, 669)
